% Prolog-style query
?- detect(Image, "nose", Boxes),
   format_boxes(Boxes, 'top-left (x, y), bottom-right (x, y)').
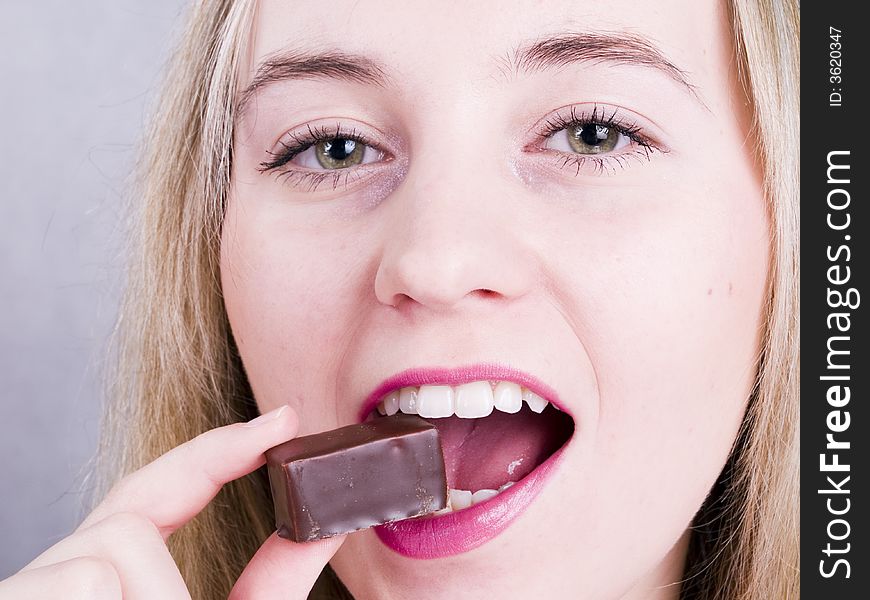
top-left (374, 166), bottom-right (537, 312)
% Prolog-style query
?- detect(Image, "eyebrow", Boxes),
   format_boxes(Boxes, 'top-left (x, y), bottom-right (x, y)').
top-left (507, 32), bottom-right (701, 101)
top-left (236, 32), bottom-right (702, 117)
top-left (236, 50), bottom-right (388, 117)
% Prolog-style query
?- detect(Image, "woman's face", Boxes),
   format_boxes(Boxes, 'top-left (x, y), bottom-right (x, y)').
top-left (221, 0), bottom-right (768, 597)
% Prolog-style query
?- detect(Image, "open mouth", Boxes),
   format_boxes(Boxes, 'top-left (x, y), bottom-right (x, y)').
top-left (367, 381), bottom-right (574, 514)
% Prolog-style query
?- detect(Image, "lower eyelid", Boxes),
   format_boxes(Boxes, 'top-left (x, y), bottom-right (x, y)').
top-left (551, 147), bottom-right (659, 176)
top-left (269, 153), bottom-right (397, 192)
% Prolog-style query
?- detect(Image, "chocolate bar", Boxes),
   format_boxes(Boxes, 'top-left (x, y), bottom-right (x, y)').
top-left (266, 414), bottom-right (447, 542)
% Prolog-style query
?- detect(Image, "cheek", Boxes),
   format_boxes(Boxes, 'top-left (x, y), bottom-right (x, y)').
top-left (220, 196), bottom-right (374, 432)
top-left (594, 201), bottom-right (766, 482)
top-left (552, 153), bottom-right (769, 546)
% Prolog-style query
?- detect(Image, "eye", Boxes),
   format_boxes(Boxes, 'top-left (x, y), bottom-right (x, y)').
top-left (259, 124), bottom-right (388, 176)
top-left (258, 123), bottom-right (396, 193)
top-left (292, 137), bottom-right (384, 170)
top-left (529, 104), bottom-right (665, 175)
top-left (546, 123), bottom-right (631, 155)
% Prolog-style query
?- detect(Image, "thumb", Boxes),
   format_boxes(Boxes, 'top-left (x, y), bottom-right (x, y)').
top-left (229, 533), bottom-right (346, 600)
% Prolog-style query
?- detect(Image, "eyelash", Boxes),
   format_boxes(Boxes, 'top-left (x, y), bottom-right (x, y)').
top-left (532, 104), bottom-right (664, 175)
top-left (258, 105), bottom-right (665, 191)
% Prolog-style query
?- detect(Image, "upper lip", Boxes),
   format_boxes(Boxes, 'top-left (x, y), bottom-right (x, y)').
top-left (357, 362), bottom-right (567, 421)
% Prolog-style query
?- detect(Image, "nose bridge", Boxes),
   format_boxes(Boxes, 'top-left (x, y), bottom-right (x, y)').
top-left (374, 149), bottom-right (535, 310)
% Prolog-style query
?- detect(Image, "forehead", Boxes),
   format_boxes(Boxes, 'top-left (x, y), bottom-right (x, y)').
top-left (244, 0), bottom-right (723, 90)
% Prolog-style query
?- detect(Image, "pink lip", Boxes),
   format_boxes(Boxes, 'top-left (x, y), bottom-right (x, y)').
top-left (359, 363), bottom-right (572, 558)
top-left (374, 442), bottom-right (568, 558)
top-left (357, 362), bottom-right (569, 421)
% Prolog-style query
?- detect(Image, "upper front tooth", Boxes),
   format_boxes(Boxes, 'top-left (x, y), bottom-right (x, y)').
top-left (493, 381), bottom-right (522, 414)
top-left (522, 388), bottom-right (549, 413)
top-left (416, 385), bottom-right (454, 418)
top-left (399, 387), bottom-right (419, 414)
top-left (454, 381), bottom-right (494, 418)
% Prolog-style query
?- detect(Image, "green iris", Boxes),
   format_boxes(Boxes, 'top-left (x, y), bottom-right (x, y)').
top-left (566, 123), bottom-right (620, 154)
top-left (315, 138), bottom-right (365, 169)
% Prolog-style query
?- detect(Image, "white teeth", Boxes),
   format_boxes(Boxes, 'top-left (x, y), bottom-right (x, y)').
top-left (399, 387), bottom-right (418, 414)
top-left (435, 483), bottom-right (517, 516)
top-left (471, 489), bottom-right (498, 504)
top-left (375, 379), bottom-right (555, 419)
top-left (493, 381), bottom-right (522, 414)
top-left (449, 489), bottom-right (473, 511)
top-left (454, 381), bottom-right (494, 418)
top-left (382, 391), bottom-right (400, 416)
top-left (522, 388), bottom-right (549, 413)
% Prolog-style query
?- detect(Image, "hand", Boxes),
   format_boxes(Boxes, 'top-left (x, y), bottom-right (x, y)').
top-left (0, 405), bottom-right (346, 599)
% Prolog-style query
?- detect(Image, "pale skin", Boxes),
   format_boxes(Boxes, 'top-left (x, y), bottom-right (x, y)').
top-left (0, 0), bottom-right (768, 598)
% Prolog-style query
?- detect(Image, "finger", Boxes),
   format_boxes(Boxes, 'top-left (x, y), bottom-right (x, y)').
top-left (82, 404), bottom-right (297, 537)
top-left (229, 533), bottom-right (346, 600)
top-left (22, 512), bottom-right (189, 600)
top-left (0, 556), bottom-right (121, 600)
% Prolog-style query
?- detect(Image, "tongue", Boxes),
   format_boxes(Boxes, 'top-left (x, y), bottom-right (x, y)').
top-left (423, 406), bottom-right (569, 491)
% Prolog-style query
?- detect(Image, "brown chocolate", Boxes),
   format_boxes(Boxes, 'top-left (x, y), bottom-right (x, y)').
top-left (266, 414), bottom-right (447, 542)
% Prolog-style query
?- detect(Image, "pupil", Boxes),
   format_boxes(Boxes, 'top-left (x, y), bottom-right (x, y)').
top-left (580, 125), bottom-right (608, 146)
top-left (327, 139), bottom-right (356, 160)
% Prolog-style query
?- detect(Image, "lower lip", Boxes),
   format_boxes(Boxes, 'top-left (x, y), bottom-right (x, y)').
top-left (373, 442), bottom-right (569, 559)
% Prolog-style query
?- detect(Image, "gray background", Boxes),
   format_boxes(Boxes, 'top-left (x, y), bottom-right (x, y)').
top-left (1, 1), bottom-right (187, 578)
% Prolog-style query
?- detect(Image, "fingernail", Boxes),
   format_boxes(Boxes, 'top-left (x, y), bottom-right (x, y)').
top-left (242, 405), bottom-right (287, 428)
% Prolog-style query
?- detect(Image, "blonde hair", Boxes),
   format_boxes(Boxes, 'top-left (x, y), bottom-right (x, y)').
top-left (97, 1), bottom-right (799, 598)
top-left (678, 1), bottom-right (800, 598)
